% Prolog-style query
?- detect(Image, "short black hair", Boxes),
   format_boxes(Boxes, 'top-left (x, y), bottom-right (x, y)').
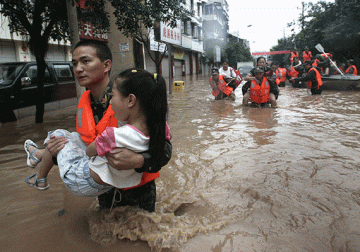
top-left (74, 39), bottom-right (112, 62)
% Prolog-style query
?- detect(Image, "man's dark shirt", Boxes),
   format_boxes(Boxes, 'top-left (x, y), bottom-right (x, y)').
top-left (298, 68), bottom-right (319, 88)
top-left (90, 82), bottom-right (112, 124)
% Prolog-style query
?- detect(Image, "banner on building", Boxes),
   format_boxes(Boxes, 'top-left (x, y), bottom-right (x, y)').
top-left (160, 21), bottom-right (181, 46)
top-left (252, 50), bottom-right (291, 56)
top-left (215, 46), bottom-right (221, 62)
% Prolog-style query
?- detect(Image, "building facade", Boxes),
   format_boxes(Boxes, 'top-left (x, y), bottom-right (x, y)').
top-left (202, 0), bottom-right (229, 69)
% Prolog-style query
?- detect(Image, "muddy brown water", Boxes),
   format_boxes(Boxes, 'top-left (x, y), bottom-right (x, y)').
top-left (1, 76), bottom-right (360, 252)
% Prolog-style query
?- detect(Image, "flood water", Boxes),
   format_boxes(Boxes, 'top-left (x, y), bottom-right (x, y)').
top-left (1, 76), bottom-right (360, 252)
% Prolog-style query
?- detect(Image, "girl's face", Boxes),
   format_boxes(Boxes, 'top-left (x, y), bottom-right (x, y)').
top-left (257, 59), bottom-right (266, 67)
top-left (110, 83), bottom-right (130, 123)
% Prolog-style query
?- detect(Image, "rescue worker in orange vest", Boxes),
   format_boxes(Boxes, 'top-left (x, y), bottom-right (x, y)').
top-left (302, 47), bottom-right (312, 63)
top-left (320, 52), bottom-right (333, 75)
top-left (345, 59), bottom-right (358, 76)
top-left (276, 63), bottom-right (288, 87)
top-left (210, 67), bottom-right (235, 100)
top-left (270, 61), bottom-right (285, 87)
top-left (290, 49), bottom-right (299, 64)
top-left (45, 40), bottom-right (172, 212)
top-left (243, 67), bottom-right (277, 107)
top-left (295, 60), bottom-right (323, 95)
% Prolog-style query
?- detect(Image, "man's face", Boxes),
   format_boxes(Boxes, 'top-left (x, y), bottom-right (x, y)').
top-left (305, 64), bottom-right (311, 70)
top-left (222, 62), bottom-right (229, 70)
top-left (72, 46), bottom-right (110, 89)
top-left (212, 73), bottom-right (219, 80)
top-left (255, 72), bottom-right (264, 80)
top-left (271, 65), bottom-right (278, 71)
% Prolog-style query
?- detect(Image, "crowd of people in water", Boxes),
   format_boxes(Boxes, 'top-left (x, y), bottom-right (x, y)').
top-left (209, 48), bottom-right (358, 107)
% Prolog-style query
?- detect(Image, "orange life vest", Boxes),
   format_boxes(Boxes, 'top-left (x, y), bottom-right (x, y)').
top-left (77, 90), bottom-right (118, 145)
top-left (76, 90), bottom-right (160, 190)
top-left (210, 75), bottom-right (233, 97)
top-left (307, 67), bottom-right (323, 89)
top-left (312, 59), bottom-right (320, 67)
top-left (250, 77), bottom-right (270, 104)
top-left (288, 67), bottom-right (299, 78)
top-left (302, 51), bottom-right (312, 62)
top-left (275, 68), bottom-right (287, 85)
top-left (321, 53), bottom-right (332, 59)
top-left (345, 65), bottom-right (358, 76)
top-left (290, 52), bottom-right (299, 63)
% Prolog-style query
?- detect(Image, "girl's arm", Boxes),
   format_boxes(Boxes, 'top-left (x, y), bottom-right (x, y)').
top-left (244, 72), bottom-right (256, 82)
top-left (86, 142), bottom-right (98, 157)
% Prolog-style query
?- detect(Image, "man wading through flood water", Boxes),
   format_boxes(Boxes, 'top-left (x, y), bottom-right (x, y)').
top-left (32, 40), bottom-right (172, 212)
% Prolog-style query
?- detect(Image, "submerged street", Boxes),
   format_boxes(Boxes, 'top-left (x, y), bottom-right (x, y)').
top-left (1, 76), bottom-right (360, 251)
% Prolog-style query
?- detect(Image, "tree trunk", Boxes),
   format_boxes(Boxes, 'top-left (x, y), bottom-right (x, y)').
top-left (66, 0), bottom-right (84, 101)
top-left (35, 56), bottom-right (46, 123)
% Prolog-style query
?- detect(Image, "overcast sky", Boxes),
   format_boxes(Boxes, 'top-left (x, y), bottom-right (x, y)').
top-left (227, 0), bottom-right (335, 52)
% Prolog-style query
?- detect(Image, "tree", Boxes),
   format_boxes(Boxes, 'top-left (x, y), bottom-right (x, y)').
top-left (109, 0), bottom-right (191, 73)
top-left (221, 36), bottom-right (252, 68)
top-left (0, 0), bottom-right (109, 123)
top-left (270, 36), bottom-right (296, 67)
top-left (285, 0), bottom-right (360, 65)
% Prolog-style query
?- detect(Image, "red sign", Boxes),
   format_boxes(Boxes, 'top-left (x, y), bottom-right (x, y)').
top-left (252, 50), bottom-right (291, 56)
top-left (79, 22), bottom-right (108, 42)
top-left (77, 0), bottom-right (108, 42)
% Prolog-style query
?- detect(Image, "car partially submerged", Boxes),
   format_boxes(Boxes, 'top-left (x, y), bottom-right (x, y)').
top-left (0, 61), bottom-right (76, 109)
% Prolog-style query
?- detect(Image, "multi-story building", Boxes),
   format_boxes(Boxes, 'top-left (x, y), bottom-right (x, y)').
top-left (0, 17), bottom-right (71, 63)
top-left (202, 0), bottom-right (229, 66)
top-left (145, 0), bottom-right (205, 78)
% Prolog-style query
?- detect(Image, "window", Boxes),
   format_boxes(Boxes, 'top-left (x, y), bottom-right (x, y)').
top-left (53, 64), bottom-right (74, 82)
top-left (21, 65), bottom-right (51, 86)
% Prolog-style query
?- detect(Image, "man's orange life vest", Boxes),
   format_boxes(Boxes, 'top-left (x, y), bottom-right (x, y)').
top-left (290, 52), bottom-right (299, 63)
top-left (288, 67), bottom-right (299, 78)
top-left (210, 75), bottom-right (233, 97)
top-left (275, 68), bottom-right (287, 85)
top-left (77, 90), bottom-right (118, 145)
top-left (312, 59), bottom-right (320, 67)
top-left (302, 51), bottom-right (312, 63)
top-left (307, 67), bottom-right (323, 89)
top-left (250, 77), bottom-right (270, 104)
top-left (345, 65), bottom-right (358, 76)
top-left (321, 53), bottom-right (332, 59)
top-left (76, 90), bottom-right (159, 189)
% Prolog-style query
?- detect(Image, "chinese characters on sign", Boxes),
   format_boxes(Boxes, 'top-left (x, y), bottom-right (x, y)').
top-left (79, 22), bottom-right (108, 42)
top-left (160, 21), bottom-right (181, 46)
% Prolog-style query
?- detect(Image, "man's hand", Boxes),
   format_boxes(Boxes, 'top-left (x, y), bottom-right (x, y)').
top-left (46, 135), bottom-right (68, 157)
top-left (106, 148), bottom-right (144, 170)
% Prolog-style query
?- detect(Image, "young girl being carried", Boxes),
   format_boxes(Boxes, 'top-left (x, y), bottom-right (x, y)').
top-left (24, 68), bottom-right (170, 196)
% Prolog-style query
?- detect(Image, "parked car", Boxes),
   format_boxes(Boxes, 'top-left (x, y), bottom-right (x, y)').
top-left (0, 61), bottom-right (76, 109)
top-left (238, 66), bottom-right (253, 77)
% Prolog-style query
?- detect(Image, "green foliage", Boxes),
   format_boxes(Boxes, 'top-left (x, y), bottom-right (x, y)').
top-left (284, 0), bottom-right (360, 64)
top-left (221, 40), bottom-right (252, 67)
top-left (270, 37), bottom-right (295, 67)
top-left (110, 0), bottom-right (191, 38)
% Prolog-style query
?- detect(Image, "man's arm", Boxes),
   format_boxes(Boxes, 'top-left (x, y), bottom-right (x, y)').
top-left (106, 140), bottom-right (172, 173)
top-left (298, 69), bottom-right (316, 82)
top-left (135, 139), bottom-right (172, 173)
